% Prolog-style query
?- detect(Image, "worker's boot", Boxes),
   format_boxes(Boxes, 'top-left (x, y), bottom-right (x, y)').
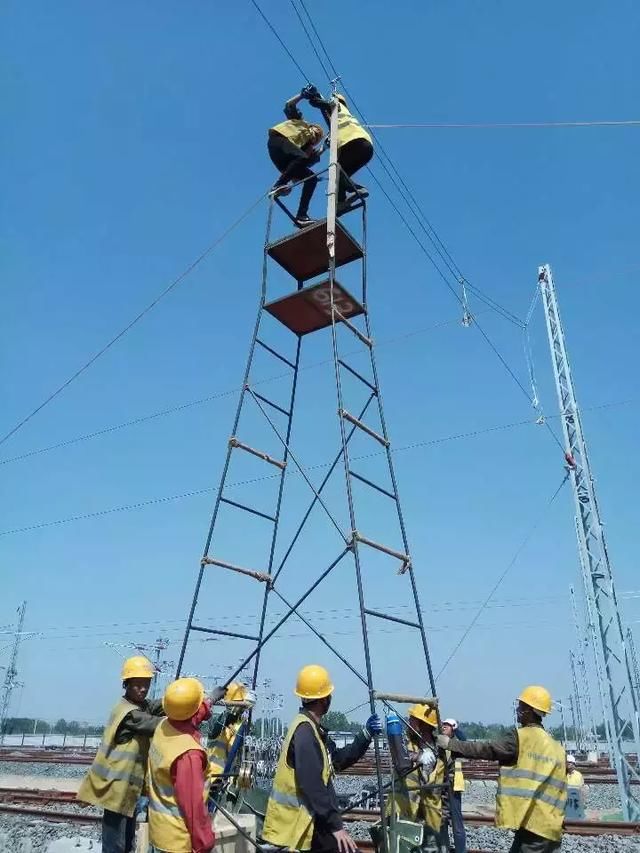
top-left (294, 214), bottom-right (316, 228)
top-left (269, 183), bottom-right (292, 198)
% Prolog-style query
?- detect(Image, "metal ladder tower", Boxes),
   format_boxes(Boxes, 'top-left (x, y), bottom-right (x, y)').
top-left (176, 96), bottom-right (438, 836)
top-left (628, 628), bottom-right (640, 703)
top-left (0, 601), bottom-right (26, 744)
top-left (539, 264), bottom-right (640, 819)
top-left (569, 585), bottom-right (598, 753)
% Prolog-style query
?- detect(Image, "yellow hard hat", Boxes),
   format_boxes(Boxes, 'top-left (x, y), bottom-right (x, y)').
top-left (294, 665), bottom-right (334, 700)
top-left (225, 682), bottom-right (248, 703)
top-left (408, 704), bottom-right (438, 728)
top-left (121, 656), bottom-right (155, 681)
top-left (518, 685), bottom-right (552, 715)
top-left (163, 678), bottom-right (205, 721)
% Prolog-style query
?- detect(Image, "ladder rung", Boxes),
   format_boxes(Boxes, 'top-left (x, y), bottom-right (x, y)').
top-left (229, 437), bottom-right (286, 469)
top-left (364, 608), bottom-right (420, 629)
top-left (201, 556), bottom-right (272, 585)
top-left (333, 307), bottom-right (372, 347)
top-left (374, 691), bottom-right (438, 707)
top-left (353, 532), bottom-right (410, 567)
top-left (191, 625), bottom-right (260, 642)
top-left (339, 410), bottom-right (389, 447)
top-left (250, 389), bottom-right (291, 418)
top-left (219, 497), bottom-right (277, 523)
top-left (256, 338), bottom-right (296, 369)
top-left (338, 359), bottom-right (377, 394)
top-left (349, 469), bottom-right (397, 500)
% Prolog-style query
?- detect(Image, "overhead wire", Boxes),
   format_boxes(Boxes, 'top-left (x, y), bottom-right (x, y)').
top-left (366, 120), bottom-right (640, 130)
top-left (0, 189), bottom-right (269, 449)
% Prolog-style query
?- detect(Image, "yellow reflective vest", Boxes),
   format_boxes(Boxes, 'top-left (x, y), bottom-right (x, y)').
top-left (387, 746), bottom-right (444, 834)
top-left (496, 726), bottom-right (567, 842)
top-left (208, 717), bottom-right (243, 780)
top-left (270, 119), bottom-right (319, 150)
top-left (453, 758), bottom-right (465, 793)
top-left (148, 719), bottom-right (210, 853)
top-left (567, 768), bottom-right (584, 787)
top-left (262, 713), bottom-right (331, 851)
top-left (77, 699), bottom-right (149, 817)
top-left (336, 102), bottom-right (372, 148)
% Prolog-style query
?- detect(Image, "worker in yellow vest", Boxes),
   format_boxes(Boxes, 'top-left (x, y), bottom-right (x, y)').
top-left (437, 686), bottom-right (567, 853)
top-left (565, 754), bottom-right (584, 788)
top-left (308, 91), bottom-right (374, 209)
top-left (268, 86), bottom-right (325, 228)
top-left (565, 754), bottom-right (587, 817)
top-left (441, 718), bottom-right (467, 853)
top-left (385, 705), bottom-right (448, 853)
top-left (262, 664), bottom-right (382, 853)
top-left (77, 656), bottom-right (164, 853)
top-left (207, 681), bottom-right (255, 789)
top-left (148, 677), bottom-right (215, 853)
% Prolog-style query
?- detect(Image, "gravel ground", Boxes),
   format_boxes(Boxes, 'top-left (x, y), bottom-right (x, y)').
top-left (0, 763), bottom-right (87, 780)
top-left (465, 779), bottom-right (623, 813)
top-left (0, 816), bottom-right (99, 853)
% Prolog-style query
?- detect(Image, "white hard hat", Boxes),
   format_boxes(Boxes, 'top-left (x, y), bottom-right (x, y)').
top-left (567, 754), bottom-right (576, 763)
top-left (443, 718), bottom-right (458, 729)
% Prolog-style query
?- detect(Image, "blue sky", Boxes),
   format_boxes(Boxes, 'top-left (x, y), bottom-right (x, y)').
top-left (1, 1), bottom-right (639, 729)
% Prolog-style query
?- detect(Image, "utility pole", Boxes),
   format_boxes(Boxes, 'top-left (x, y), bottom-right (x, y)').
top-left (570, 585), bottom-right (598, 753)
top-left (539, 264), bottom-right (640, 819)
top-left (0, 602), bottom-right (27, 744)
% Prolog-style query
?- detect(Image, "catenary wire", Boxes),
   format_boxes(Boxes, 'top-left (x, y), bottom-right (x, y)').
top-left (0, 189), bottom-right (269, 449)
top-left (366, 120), bottom-right (640, 129)
top-left (435, 473), bottom-right (570, 679)
top-left (248, 0), bottom-right (309, 80)
top-left (289, 0), bottom-right (332, 81)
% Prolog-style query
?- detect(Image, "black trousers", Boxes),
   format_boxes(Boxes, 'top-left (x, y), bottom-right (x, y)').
top-left (508, 828), bottom-right (561, 853)
top-left (102, 809), bottom-right (136, 853)
top-left (268, 132), bottom-right (318, 217)
top-left (310, 822), bottom-right (341, 853)
top-left (338, 138), bottom-right (374, 201)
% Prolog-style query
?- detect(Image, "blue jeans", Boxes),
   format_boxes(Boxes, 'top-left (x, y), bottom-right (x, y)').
top-left (102, 809), bottom-right (136, 853)
top-left (449, 791), bottom-right (467, 853)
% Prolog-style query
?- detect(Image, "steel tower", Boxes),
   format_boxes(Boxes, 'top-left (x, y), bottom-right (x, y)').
top-left (539, 264), bottom-right (640, 819)
top-left (0, 601), bottom-right (26, 744)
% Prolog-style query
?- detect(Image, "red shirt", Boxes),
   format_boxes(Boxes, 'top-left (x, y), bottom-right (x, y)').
top-left (169, 718), bottom-right (216, 853)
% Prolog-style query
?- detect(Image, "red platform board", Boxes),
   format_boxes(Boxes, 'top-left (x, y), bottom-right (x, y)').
top-left (265, 280), bottom-right (365, 336)
top-left (266, 219), bottom-right (363, 281)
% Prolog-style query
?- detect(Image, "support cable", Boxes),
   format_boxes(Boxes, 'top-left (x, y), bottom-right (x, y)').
top-left (289, 0), bottom-right (332, 80)
top-left (247, 0), bottom-right (310, 81)
top-left (435, 473), bottom-right (569, 679)
top-left (0, 189), bottom-right (269, 448)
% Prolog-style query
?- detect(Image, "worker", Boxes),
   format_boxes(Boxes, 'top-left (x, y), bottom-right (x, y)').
top-left (148, 677), bottom-right (216, 853)
top-left (565, 754), bottom-right (584, 788)
top-left (77, 656), bottom-right (164, 853)
top-left (565, 754), bottom-right (587, 818)
top-left (268, 86), bottom-right (326, 228)
top-left (441, 718), bottom-right (467, 853)
top-left (436, 686), bottom-right (567, 853)
top-left (385, 705), bottom-right (447, 853)
top-left (262, 664), bottom-right (382, 853)
top-left (207, 682), bottom-right (255, 789)
top-left (308, 90), bottom-right (374, 209)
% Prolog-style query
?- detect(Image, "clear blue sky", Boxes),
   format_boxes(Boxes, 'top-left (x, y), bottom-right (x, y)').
top-left (1, 1), bottom-right (639, 729)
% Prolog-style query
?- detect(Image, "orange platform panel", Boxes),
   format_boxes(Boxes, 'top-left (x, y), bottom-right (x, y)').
top-left (265, 280), bottom-right (365, 336)
top-left (266, 219), bottom-right (363, 281)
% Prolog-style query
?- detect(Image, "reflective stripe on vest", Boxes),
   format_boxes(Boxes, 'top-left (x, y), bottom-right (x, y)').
top-left (387, 748), bottom-right (444, 833)
top-left (496, 726), bottom-right (567, 842)
top-left (148, 719), bottom-right (209, 853)
top-left (453, 759), bottom-right (465, 793)
top-left (270, 119), bottom-right (319, 150)
top-left (262, 714), bottom-right (331, 851)
top-left (76, 699), bottom-right (148, 817)
top-left (208, 719), bottom-right (242, 778)
top-left (336, 103), bottom-right (372, 148)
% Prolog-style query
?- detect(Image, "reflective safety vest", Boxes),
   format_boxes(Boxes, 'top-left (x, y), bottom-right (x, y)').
top-left (270, 119), bottom-right (319, 150)
top-left (208, 717), bottom-right (243, 780)
top-left (567, 769), bottom-right (584, 787)
top-left (148, 719), bottom-right (210, 853)
top-left (262, 714), bottom-right (331, 851)
top-left (453, 759), bottom-right (465, 793)
top-left (77, 699), bottom-right (149, 817)
top-left (496, 726), bottom-right (567, 842)
top-left (336, 102), bottom-right (372, 148)
top-left (387, 746), bottom-right (444, 834)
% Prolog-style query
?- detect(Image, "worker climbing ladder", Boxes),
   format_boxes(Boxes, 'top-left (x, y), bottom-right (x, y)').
top-left (176, 96), bottom-right (440, 843)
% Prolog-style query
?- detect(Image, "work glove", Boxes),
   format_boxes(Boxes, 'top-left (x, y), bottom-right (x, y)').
top-left (210, 685), bottom-right (226, 703)
top-left (365, 713), bottom-right (383, 737)
top-left (435, 733), bottom-right (451, 750)
top-left (300, 84), bottom-right (320, 100)
top-left (385, 713), bottom-right (403, 737)
top-left (417, 748), bottom-right (437, 775)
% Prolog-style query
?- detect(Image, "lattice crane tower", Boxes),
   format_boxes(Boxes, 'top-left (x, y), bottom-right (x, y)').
top-left (0, 601), bottom-right (27, 744)
top-left (539, 264), bottom-right (640, 819)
